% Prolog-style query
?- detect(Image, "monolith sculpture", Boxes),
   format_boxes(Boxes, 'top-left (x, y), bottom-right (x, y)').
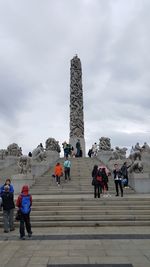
top-left (69, 55), bottom-right (85, 156)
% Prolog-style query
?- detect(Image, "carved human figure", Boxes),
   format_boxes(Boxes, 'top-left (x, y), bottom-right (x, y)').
top-left (129, 160), bottom-right (143, 173)
top-left (129, 143), bottom-right (142, 161)
top-left (134, 142), bottom-right (142, 152)
top-left (18, 156), bottom-right (31, 174)
top-left (45, 138), bottom-right (61, 153)
top-left (7, 143), bottom-right (22, 157)
top-left (109, 147), bottom-right (127, 160)
top-left (32, 146), bottom-right (46, 162)
top-left (0, 149), bottom-right (8, 160)
top-left (99, 137), bottom-right (111, 151)
top-left (142, 142), bottom-right (150, 152)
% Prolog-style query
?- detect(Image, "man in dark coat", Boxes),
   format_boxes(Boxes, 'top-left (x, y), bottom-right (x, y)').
top-left (1, 185), bottom-right (15, 233)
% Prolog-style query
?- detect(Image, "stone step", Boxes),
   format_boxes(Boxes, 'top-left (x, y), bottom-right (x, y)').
top-left (1, 210), bottom-right (148, 216)
top-left (1, 220), bottom-right (150, 227)
top-left (0, 213), bottom-right (150, 222)
top-left (2, 157), bottom-right (147, 228)
top-left (31, 198), bottom-right (150, 203)
top-left (30, 205), bottom-right (150, 211)
top-left (31, 183), bottom-right (119, 187)
top-left (28, 193), bottom-right (134, 196)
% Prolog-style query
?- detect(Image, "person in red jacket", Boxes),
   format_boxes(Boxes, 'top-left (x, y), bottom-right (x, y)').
top-left (54, 162), bottom-right (63, 186)
top-left (16, 185), bottom-right (32, 240)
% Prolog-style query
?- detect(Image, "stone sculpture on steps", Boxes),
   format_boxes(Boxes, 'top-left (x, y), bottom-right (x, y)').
top-left (18, 156), bottom-right (31, 174)
top-left (109, 146), bottom-right (127, 160)
top-left (7, 143), bottom-right (22, 157)
top-left (0, 149), bottom-right (8, 160)
top-left (32, 145), bottom-right (46, 162)
top-left (98, 137), bottom-right (112, 151)
top-left (129, 160), bottom-right (143, 173)
top-left (45, 138), bottom-right (61, 153)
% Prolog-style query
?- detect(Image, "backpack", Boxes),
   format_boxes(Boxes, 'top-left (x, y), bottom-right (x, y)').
top-left (96, 168), bottom-right (103, 182)
top-left (20, 195), bottom-right (31, 214)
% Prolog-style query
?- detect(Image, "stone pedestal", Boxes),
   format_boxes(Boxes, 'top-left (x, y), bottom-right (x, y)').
top-left (142, 152), bottom-right (150, 172)
top-left (0, 156), bottom-right (18, 169)
top-left (11, 174), bottom-right (35, 194)
top-left (31, 151), bottom-right (59, 177)
top-left (69, 137), bottom-right (85, 157)
top-left (129, 172), bottom-right (150, 193)
top-left (97, 151), bottom-right (113, 165)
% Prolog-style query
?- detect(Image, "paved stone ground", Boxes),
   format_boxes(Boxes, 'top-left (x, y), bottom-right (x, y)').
top-left (0, 226), bottom-right (150, 267)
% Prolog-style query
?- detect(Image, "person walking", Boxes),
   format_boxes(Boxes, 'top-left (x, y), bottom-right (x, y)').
top-left (1, 185), bottom-right (15, 233)
top-left (54, 162), bottom-right (63, 186)
top-left (16, 185), bottom-right (32, 240)
top-left (113, 164), bottom-right (123, 197)
top-left (91, 165), bottom-right (101, 198)
top-left (64, 157), bottom-right (71, 181)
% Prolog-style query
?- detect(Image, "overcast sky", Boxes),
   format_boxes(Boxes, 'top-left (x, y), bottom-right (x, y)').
top-left (0, 0), bottom-right (149, 155)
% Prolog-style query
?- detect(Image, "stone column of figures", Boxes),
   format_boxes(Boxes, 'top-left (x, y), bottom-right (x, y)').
top-left (69, 55), bottom-right (85, 156)
top-left (70, 55), bottom-right (84, 138)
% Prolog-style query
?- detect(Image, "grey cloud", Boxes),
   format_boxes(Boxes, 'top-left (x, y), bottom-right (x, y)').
top-left (0, 0), bottom-right (149, 153)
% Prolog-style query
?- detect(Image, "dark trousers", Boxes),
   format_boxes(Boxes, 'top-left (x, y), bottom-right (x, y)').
top-left (20, 213), bottom-right (32, 237)
top-left (56, 175), bottom-right (60, 184)
top-left (115, 180), bottom-right (123, 196)
top-left (64, 167), bottom-right (70, 180)
top-left (94, 185), bottom-right (101, 198)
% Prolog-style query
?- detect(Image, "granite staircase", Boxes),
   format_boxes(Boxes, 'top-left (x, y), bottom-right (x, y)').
top-left (0, 157), bottom-right (150, 227)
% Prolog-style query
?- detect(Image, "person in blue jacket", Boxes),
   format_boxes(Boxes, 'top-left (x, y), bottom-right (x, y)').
top-left (0, 178), bottom-right (14, 195)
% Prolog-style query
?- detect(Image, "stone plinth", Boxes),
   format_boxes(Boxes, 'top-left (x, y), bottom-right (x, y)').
top-left (11, 174), bottom-right (35, 194)
top-left (0, 156), bottom-right (18, 169)
top-left (142, 152), bottom-right (150, 172)
top-left (129, 172), bottom-right (150, 193)
top-left (97, 151), bottom-right (113, 165)
top-left (31, 151), bottom-right (59, 177)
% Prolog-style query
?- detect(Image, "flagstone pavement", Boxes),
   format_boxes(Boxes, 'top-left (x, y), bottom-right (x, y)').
top-left (0, 226), bottom-right (150, 267)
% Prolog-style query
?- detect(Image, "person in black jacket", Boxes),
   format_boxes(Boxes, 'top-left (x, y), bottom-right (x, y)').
top-left (113, 164), bottom-right (123, 197)
top-left (1, 185), bottom-right (15, 233)
top-left (92, 165), bottom-right (101, 198)
top-left (121, 162), bottom-right (131, 187)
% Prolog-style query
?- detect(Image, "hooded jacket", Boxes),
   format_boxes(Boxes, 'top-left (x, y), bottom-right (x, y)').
top-left (16, 185), bottom-right (32, 208)
top-left (54, 164), bottom-right (63, 177)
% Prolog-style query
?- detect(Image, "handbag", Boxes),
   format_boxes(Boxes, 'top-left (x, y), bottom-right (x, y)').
top-left (96, 175), bottom-right (103, 182)
top-left (92, 178), bottom-right (96, 186)
top-left (15, 210), bottom-right (22, 221)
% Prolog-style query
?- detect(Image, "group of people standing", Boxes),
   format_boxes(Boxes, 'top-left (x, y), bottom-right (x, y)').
top-left (92, 165), bottom-right (110, 198)
top-left (62, 139), bottom-right (83, 158)
top-left (0, 179), bottom-right (32, 240)
top-left (91, 162), bottom-right (131, 198)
